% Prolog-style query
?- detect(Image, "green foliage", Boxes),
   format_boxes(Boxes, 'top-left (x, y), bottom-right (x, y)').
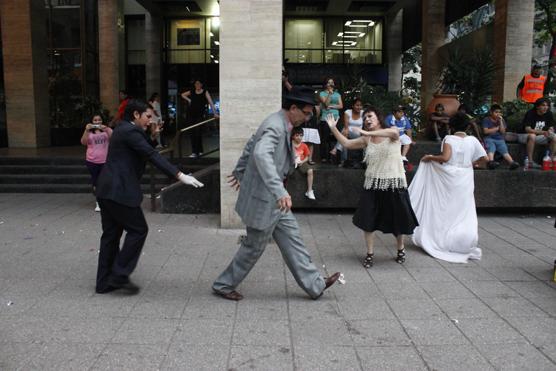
top-left (437, 48), bottom-right (496, 110)
top-left (49, 73), bottom-right (111, 128)
top-left (534, 0), bottom-right (556, 47)
top-left (341, 75), bottom-right (422, 131)
top-left (500, 99), bottom-right (531, 132)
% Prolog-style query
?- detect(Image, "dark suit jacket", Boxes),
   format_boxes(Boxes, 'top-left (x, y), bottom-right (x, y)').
top-left (96, 120), bottom-right (179, 207)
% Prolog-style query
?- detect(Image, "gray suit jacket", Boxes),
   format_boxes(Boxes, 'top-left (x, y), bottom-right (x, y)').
top-left (232, 110), bottom-right (295, 230)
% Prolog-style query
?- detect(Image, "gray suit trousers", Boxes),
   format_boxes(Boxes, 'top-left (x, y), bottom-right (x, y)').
top-left (212, 211), bottom-right (325, 299)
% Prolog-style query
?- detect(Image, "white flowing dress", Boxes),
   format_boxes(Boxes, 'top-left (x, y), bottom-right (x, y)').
top-left (408, 135), bottom-right (487, 263)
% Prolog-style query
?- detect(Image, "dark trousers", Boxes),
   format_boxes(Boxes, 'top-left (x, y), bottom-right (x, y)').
top-left (318, 121), bottom-right (333, 161)
top-left (96, 198), bottom-right (148, 291)
top-left (189, 115), bottom-right (204, 155)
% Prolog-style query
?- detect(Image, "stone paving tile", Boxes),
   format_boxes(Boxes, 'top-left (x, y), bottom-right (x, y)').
top-left (173, 319), bottom-right (234, 346)
top-left (229, 346), bottom-right (294, 371)
top-left (356, 346), bottom-right (427, 371)
top-left (418, 281), bottom-right (476, 299)
top-left (401, 318), bottom-right (469, 346)
top-left (1, 195), bottom-right (555, 369)
top-left (503, 317), bottom-right (556, 362)
top-left (347, 319), bottom-right (411, 346)
top-left (291, 319), bottom-right (354, 347)
top-left (455, 318), bottom-right (528, 345)
top-left (480, 343), bottom-right (555, 371)
top-left (232, 319), bottom-right (290, 347)
top-left (161, 343), bottom-right (229, 370)
top-left (336, 296), bottom-right (396, 321)
top-left (481, 297), bottom-right (549, 319)
top-left (415, 344), bottom-right (494, 371)
top-left (434, 298), bottom-right (498, 319)
top-left (295, 345), bottom-right (361, 370)
top-left (111, 318), bottom-right (180, 345)
top-left (386, 298), bottom-right (444, 320)
top-left (92, 343), bottom-right (167, 370)
top-left (0, 342), bottom-right (47, 370)
top-left (21, 342), bottom-right (105, 370)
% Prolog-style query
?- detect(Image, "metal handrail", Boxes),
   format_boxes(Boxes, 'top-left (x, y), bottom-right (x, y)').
top-left (149, 116), bottom-right (219, 211)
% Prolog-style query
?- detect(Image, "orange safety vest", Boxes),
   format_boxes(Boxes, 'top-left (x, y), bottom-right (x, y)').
top-left (520, 74), bottom-right (546, 103)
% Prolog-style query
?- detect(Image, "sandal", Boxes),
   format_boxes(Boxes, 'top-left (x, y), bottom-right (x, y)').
top-left (362, 253), bottom-right (374, 268)
top-left (395, 249), bottom-right (406, 264)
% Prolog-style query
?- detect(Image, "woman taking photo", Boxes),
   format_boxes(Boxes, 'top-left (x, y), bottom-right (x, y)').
top-left (325, 108), bottom-right (418, 267)
top-left (81, 114), bottom-right (112, 212)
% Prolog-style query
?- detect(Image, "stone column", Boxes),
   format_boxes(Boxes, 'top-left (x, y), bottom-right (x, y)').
top-left (421, 0), bottom-right (446, 111)
top-left (493, 0), bottom-right (535, 103)
top-left (219, 0), bottom-right (283, 228)
top-left (0, 0), bottom-right (50, 148)
top-left (386, 9), bottom-right (403, 92)
top-left (98, 0), bottom-right (124, 116)
top-left (145, 12), bottom-right (162, 98)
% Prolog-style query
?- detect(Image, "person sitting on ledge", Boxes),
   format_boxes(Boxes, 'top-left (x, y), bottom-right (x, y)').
top-left (427, 103), bottom-right (451, 142)
top-left (517, 97), bottom-right (556, 168)
top-left (481, 104), bottom-right (520, 170)
top-left (385, 105), bottom-right (413, 170)
top-left (291, 126), bottom-right (316, 200)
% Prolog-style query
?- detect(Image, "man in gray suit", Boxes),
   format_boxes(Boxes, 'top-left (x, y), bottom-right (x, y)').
top-left (212, 87), bottom-right (341, 301)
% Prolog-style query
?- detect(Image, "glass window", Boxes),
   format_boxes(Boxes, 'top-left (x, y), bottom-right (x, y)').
top-left (285, 17), bottom-right (383, 65)
top-left (167, 18), bottom-right (220, 64)
top-left (284, 19), bottom-right (323, 63)
top-left (127, 18), bottom-right (145, 65)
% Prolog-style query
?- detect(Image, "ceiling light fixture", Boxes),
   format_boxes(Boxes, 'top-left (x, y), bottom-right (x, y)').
top-left (332, 41), bottom-right (357, 47)
top-left (338, 32), bottom-right (365, 38)
top-left (345, 20), bottom-right (375, 28)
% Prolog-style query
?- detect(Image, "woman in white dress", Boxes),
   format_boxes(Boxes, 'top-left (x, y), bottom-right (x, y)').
top-left (408, 114), bottom-right (488, 263)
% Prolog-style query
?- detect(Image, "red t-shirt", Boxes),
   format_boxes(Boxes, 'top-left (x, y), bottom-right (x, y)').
top-left (294, 142), bottom-right (310, 161)
top-left (116, 98), bottom-right (129, 121)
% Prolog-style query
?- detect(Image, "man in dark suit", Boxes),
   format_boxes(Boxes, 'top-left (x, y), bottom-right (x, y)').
top-left (95, 99), bottom-right (203, 294)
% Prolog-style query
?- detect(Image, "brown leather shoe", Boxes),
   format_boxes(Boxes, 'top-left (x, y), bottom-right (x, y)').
top-left (324, 272), bottom-right (341, 290)
top-left (213, 289), bottom-right (244, 301)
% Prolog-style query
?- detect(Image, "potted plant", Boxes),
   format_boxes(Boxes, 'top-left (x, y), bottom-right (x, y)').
top-left (501, 99), bottom-right (530, 142)
top-left (432, 48), bottom-right (496, 116)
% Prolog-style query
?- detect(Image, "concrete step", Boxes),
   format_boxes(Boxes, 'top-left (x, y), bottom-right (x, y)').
top-left (0, 183), bottom-right (171, 193)
top-left (0, 165), bottom-right (89, 175)
top-left (0, 174), bottom-right (173, 185)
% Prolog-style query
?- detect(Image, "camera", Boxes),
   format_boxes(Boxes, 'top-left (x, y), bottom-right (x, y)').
top-left (90, 124), bottom-right (102, 130)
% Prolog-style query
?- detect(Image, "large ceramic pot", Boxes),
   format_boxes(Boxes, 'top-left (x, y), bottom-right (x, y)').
top-left (426, 94), bottom-right (460, 116)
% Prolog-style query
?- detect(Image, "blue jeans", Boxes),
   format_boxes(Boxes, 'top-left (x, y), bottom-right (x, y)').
top-left (484, 137), bottom-right (508, 155)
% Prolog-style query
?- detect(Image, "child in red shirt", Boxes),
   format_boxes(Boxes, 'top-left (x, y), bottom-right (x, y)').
top-left (292, 127), bottom-right (316, 200)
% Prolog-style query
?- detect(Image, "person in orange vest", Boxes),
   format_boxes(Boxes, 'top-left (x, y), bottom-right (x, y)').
top-left (516, 65), bottom-right (547, 103)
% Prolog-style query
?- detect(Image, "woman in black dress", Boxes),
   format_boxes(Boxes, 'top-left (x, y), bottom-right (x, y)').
top-left (181, 80), bottom-right (219, 158)
top-left (326, 107), bottom-right (418, 268)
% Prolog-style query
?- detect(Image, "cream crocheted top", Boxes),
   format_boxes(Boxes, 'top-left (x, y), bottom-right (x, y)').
top-left (363, 139), bottom-right (407, 190)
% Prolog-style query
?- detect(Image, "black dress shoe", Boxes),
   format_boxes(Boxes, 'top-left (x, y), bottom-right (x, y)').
top-left (95, 286), bottom-right (118, 294)
top-left (324, 272), bottom-right (341, 290)
top-left (108, 277), bottom-right (140, 295)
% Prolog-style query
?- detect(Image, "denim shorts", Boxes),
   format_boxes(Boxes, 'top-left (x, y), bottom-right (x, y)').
top-left (484, 137), bottom-right (508, 155)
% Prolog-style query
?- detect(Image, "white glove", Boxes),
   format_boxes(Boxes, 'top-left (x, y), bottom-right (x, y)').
top-left (178, 173), bottom-right (204, 188)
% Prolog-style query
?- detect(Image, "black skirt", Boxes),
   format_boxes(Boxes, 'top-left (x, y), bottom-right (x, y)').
top-left (353, 188), bottom-right (418, 236)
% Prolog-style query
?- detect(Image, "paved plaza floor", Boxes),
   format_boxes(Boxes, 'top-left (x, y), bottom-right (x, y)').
top-left (0, 194), bottom-right (555, 370)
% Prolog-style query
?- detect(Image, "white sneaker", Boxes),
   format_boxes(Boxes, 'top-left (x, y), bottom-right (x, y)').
top-left (530, 162), bottom-right (542, 169)
top-left (305, 190), bottom-right (316, 200)
top-left (94, 203), bottom-right (101, 212)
